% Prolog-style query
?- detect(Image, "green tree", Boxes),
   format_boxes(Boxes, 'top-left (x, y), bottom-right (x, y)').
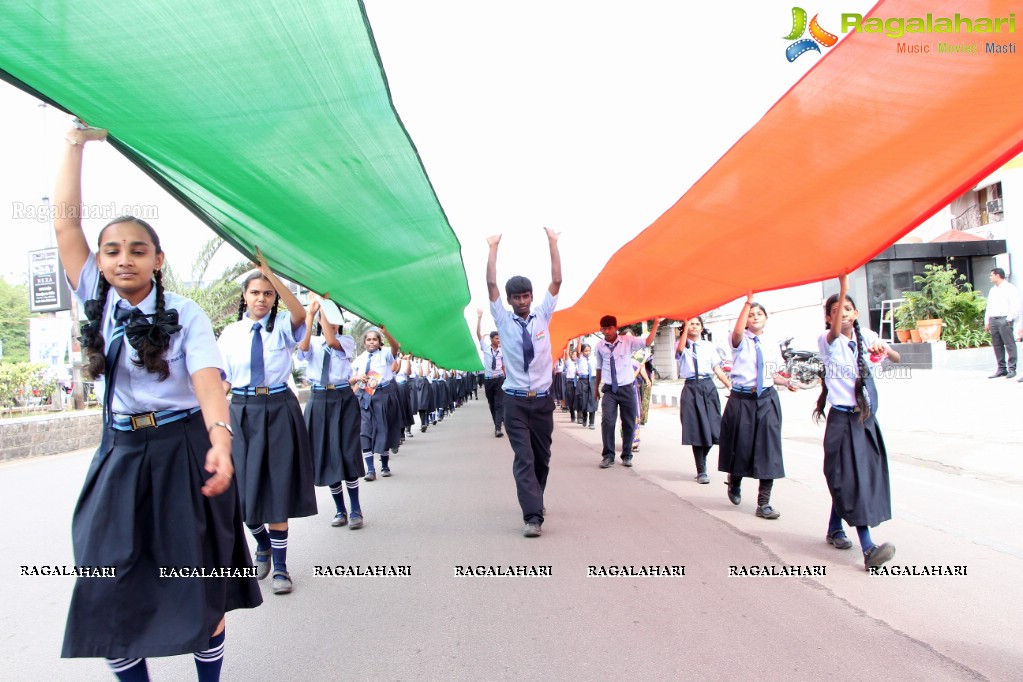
top-left (0, 278), bottom-right (32, 363)
top-left (162, 237), bottom-right (249, 335)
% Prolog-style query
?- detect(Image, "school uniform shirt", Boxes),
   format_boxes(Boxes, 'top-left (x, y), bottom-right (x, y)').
top-left (479, 337), bottom-right (505, 379)
top-left (219, 310), bottom-right (304, 388)
top-left (676, 339), bottom-right (722, 379)
top-left (575, 355), bottom-right (597, 378)
top-left (729, 330), bottom-right (784, 393)
top-left (565, 360), bottom-right (578, 381)
top-left (819, 328), bottom-right (883, 409)
top-left (71, 252), bottom-right (222, 414)
top-left (296, 337), bottom-right (354, 387)
top-left (352, 347), bottom-right (396, 385)
top-left (491, 290), bottom-right (558, 392)
top-left (594, 335), bottom-right (648, 387)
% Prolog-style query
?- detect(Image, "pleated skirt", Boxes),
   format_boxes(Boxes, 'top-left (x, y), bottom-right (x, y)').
top-left (717, 389), bottom-right (785, 479)
top-left (62, 414), bottom-right (262, 658)
top-left (230, 390), bottom-right (318, 524)
top-left (823, 409), bottom-right (892, 527)
top-left (304, 386), bottom-right (364, 484)
top-left (679, 378), bottom-right (722, 447)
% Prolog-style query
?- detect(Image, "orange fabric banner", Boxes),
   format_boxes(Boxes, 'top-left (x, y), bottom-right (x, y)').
top-left (550, 0), bottom-right (1023, 352)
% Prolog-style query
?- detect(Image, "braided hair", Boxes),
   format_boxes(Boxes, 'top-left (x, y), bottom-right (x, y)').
top-left (81, 217), bottom-right (173, 380)
top-left (236, 271), bottom-right (280, 332)
top-left (813, 294), bottom-right (871, 424)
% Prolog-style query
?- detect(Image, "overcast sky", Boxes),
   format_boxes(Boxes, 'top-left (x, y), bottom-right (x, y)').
top-left (0, 0), bottom-right (877, 332)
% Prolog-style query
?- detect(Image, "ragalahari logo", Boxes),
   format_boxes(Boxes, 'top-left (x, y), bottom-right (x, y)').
top-left (784, 7), bottom-right (838, 61)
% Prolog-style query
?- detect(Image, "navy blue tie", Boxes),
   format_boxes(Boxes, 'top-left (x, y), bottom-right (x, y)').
top-left (514, 317), bottom-right (534, 373)
top-left (609, 341), bottom-right (620, 391)
top-left (690, 341), bottom-right (698, 377)
top-left (104, 304), bottom-right (138, 426)
top-left (754, 336), bottom-right (764, 396)
top-left (850, 339), bottom-right (880, 415)
top-left (491, 350), bottom-right (497, 371)
top-left (250, 322), bottom-right (265, 387)
top-left (320, 346), bottom-right (331, 386)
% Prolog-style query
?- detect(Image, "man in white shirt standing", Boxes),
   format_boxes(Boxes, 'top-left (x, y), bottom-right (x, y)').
top-left (984, 268), bottom-right (1021, 379)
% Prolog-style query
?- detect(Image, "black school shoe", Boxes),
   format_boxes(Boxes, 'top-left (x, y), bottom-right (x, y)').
top-left (254, 549), bottom-right (271, 580)
top-left (621, 458), bottom-right (633, 467)
top-left (600, 457), bottom-right (614, 468)
top-left (755, 504), bottom-right (781, 519)
top-left (271, 570), bottom-right (293, 595)
top-left (864, 542), bottom-right (896, 571)
top-left (826, 529), bottom-right (853, 549)
top-left (523, 523), bottom-right (542, 538)
top-left (726, 482), bottom-right (741, 505)
top-left (331, 512), bottom-right (348, 527)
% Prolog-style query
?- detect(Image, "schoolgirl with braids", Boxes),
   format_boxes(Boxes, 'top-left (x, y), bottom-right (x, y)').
top-left (815, 274), bottom-right (901, 572)
top-left (675, 316), bottom-right (731, 484)
top-left (55, 123), bottom-right (260, 682)
top-left (351, 325), bottom-right (402, 479)
top-left (217, 249), bottom-right (317, 596)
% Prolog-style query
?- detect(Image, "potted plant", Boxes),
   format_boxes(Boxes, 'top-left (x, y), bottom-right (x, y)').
top-left (901, 263), bottom-right (962, 343)
top-left (891, 301), bottom-right (917, 343)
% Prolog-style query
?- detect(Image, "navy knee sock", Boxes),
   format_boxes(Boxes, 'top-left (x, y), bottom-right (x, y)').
top-left (329, 482), bottom-right (347, 515)
top-left (346, 479), bottom-right (361, 514)
top-left (856, 526), bottom-right (875, 553)
top-left (828, 506), bottom-right (845, 535)
top-left (364, 452), bottom-right (374, 473)
top-left (246, 524), bottom-right (270, 552)
top-left (757, 479), bottom-right (774, 507)
top-left (107, 658), bottom-right (149, 681)
top-left (268, 528), bottom-right (288, 573)
top-left (193, 629), bottom-right (225, 682)
top-left (381, 454), bottom-right (390, 470)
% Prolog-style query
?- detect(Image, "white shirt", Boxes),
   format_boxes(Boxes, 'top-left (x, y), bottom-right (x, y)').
top-left (352, 347), bottom-right (396, 385)
top-left (985, 281), bottom-right (1021, 326)
top-left (491, 290), bottom-right (558, 392)
top-left (479, 337), bottom-right (505, 378)
top-left (219, 310), bottom-right (303, 388)
top-left (819, 328), bottom-right (882, 408)
top-left (595, 335), bottom-right (648, 387)
top-left (296, 337), bottom-right (354, 386)
top-left (565, 360), bottom-right (577, 380)
top-left (575, 355), bottom-right (597, 378)
top-left (72, 252), bottom-right (222, 413)
top-left (730, 330), bottom-right (784, 392)
top-left (675, 339), bottom-right (721, 379)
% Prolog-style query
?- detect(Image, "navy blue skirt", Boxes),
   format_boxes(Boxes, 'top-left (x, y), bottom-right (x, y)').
top-left (717, 389), bottom-right (785, 479)
top-left (231, 390), bottom-right (318, 524)
top-left (62, 414), bottom-right (262, 659)
top-left (411, 376), bottom-right (433, 411)
top-left (679, 378), bottom-right (722, 447)
top-left (824, 409), bottom-right (892, 527)
top-left (360, 381), bottom-right (401, 453)
top-left (304, 386), bottom-right (364, 484)
top-left (575, 377), bottom-right (598, 413)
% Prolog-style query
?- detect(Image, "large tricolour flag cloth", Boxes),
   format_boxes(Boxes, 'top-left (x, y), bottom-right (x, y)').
top-left (0, 0), bottom-right (481, 369)
top-left (548, 0), bottom-right (1023, 352)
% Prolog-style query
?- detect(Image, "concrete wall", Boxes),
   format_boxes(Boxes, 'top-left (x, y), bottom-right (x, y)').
top-left (0, 387), bottom-right (313, 463)
top-left (0, 410), bottom-right (102, 463)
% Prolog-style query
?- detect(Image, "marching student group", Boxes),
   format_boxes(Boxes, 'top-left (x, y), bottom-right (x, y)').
top-left (53, 124), bottom-right (901, 680)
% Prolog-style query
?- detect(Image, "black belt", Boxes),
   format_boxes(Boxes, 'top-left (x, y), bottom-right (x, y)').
top-left (111, 406), bottom-right (201, 431)
top-left (232, 384), bottom-right (288, 396)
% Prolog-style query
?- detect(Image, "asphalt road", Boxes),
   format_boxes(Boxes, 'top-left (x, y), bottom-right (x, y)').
top-left (2, 369), bottom-right (1020, 681)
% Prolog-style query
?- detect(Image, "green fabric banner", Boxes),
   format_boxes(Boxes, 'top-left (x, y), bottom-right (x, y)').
top-left (1, 0), bottom-right (481, 369)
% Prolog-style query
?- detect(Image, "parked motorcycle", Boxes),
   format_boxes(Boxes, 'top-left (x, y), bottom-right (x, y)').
top-left (779, 338), bottom-right (824, 390)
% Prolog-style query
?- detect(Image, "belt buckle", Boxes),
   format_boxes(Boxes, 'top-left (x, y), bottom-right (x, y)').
top-left (255, 386), bottom-right (270, 396)
top-left (324, 384), bottom-right (335, 390)
top-left (526, 390), bottom-right (537, 398)
top-left (130, 412), bottom-right (157, 430)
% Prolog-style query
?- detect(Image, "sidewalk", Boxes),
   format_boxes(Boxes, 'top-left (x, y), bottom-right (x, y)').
top-left (649, 368), bottom-right (1023, 484)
